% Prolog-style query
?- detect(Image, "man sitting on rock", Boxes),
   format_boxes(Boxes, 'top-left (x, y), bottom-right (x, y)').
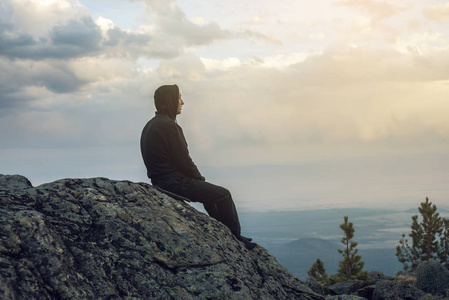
top-left (140, 84), bottom-right (256, 250)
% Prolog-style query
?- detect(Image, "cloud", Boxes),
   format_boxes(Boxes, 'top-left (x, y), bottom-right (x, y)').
top-left (239, 16), bottom-right (267, 25)
top-left (128, 0), bottom-right (277, 47)
top-left (125, 0), bottom-right (231, 46)
top-left (0, 0), bottom-right (235, 63)
top-left (336, 0), bottom-right (405, 22)
top-left (0, 11), bottom-right (102, 60)
top-left (423, 3), bottom-right (449, 23)
top-left (6, 0), bottom-right (88, 37)
top-left (158, 53), bottom-right (206, 81)
top-left (51, 17), bottom-right (102, 51)
top-left (1, 13), bottom-right (153, 61)
top-left (200, 57), bottom-right (242, 71)
top-left (0, 57), bottom-right (88, 111)
top-left (190, 17), bottom-right (206, 26)
top-left (236, 29), bottom-right (282, 44)
top-left (331, 0), bottom-right (407, 46)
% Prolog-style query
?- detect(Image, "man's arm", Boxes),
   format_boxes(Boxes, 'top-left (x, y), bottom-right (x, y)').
top-left (166, 122), bottom-right (205, 180)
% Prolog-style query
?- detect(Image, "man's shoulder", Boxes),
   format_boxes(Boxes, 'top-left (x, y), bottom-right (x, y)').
top-left (148, 114), bottom-right (172, 123)
top-left (160, 113), bottom-right (176, 121)
top-left (145, 114), bottom-right (176, 131)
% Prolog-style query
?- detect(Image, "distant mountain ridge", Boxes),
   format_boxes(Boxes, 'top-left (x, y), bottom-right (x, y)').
top-left (287, 237), bottom-right (338, 249)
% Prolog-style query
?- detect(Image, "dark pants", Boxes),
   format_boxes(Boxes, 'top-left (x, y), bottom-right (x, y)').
top-left (155, 177), bottom-right (241, 237)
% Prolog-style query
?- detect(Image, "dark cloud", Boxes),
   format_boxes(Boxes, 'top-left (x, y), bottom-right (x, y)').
top-left (0, 59), bottom-right (36, 110)
top-left (0, 22), bottom-right (36, 56)
top-left (0, 87), bottom-right (28, 112)
top-left (33, 63), bottom-right (87, 94)
top-left (106, 28), bottom-right (152, 47)
top-left (0, 57), bottom-right (87, 111)
top-left (0, 0), bottom-right (259, 63)
top-left (0, 13), bottom-right (176, 61)
top-left (0, 17), bottom-right (102, 60)
top-left (50, 17), bottom-right (102, 52)
top-left (103, 27), bottom-right (169, 58)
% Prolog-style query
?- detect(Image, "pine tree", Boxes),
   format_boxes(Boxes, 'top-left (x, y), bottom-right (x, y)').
top-left (438, 218), bottom-right (449, 269)
top-left (396, 233), bottom-right (420, 271)
top-left (418, 197), bottom-right (443, 260)
top-left (335, 216), bottom-right (369, 282)
top-left (308, 258), bottom-right (328, 284)
top-left (396, 197), bottom-right (445, 271)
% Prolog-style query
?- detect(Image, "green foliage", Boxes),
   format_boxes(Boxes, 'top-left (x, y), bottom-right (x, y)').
top-left (327, 269), bottom-right (370, 285)
top-left (396, 233), bottom-right (420, 271)
top-left (438, 218), bottom-right (449, 269)
top-left (308, 258), bottom-right (328, 285)
top-left (396, 197), bottom-right (449, 271)
top-left (307, 216), bottom-right (371, 290)
top-left (334, 216), bottom-right (370, 283)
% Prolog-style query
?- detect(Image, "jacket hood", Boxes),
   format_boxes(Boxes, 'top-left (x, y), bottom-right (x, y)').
top-left (154, 84), bottom-right (179, 120)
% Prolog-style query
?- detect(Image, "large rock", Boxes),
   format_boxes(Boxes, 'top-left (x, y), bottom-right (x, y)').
top-left (356, 285), bottom-right (375, 300)
top-left (372, 280), bottom-right (425, 300)
top-left (368, 271), bottom-right (393, 284)
top-left (0, 174), bottom-right (323, 300)
top-left (416, 259), bottom-right (449, 295)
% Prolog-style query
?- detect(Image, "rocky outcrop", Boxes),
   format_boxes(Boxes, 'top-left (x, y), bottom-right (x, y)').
top-left (309, 266), bottom-right (449, 300)
top-left (0, 174), bottom-right (323, 300)
top-left (371, 280), bottom-right (425, 300)
top-left (416, 259), bottom-right (449, 295)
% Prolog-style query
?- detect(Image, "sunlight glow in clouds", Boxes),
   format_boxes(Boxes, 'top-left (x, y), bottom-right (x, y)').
top-left (1, 0), bottom-right (449, 210)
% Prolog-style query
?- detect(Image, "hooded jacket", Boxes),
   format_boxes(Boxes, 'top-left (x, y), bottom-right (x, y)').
top-left (140, 84), bottom-right (204, 184)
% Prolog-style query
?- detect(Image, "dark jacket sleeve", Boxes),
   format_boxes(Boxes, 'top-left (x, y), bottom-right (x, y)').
top-left (166, 122), bottom-right (205, 180)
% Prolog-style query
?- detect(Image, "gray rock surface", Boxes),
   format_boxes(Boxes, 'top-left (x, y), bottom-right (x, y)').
top-left (416, 259), bottom-right (449, 295)
top-left (307, 276), bottom-right (326, 295)
top-left (326, 296), bottom-right (367, 300)
top-left (372, 280), bottom-right (425, 300)
top-left (356, 285), bottom-right (375, 299)
top-left (0, 174), bottom-right (323, 300)
top-left (369, 271), bottom-right (393, 284)
top-left (328, 280), bottom-right (366, 295)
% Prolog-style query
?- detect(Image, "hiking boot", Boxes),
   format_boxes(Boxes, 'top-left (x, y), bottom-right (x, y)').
top-left (238, 236), bottom-right (257, 250)
top-left (241, 236), bottom-right (253, 242)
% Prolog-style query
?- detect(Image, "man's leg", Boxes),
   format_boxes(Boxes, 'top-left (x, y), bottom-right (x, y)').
top-left (155, 178), bottom-right (241, 236)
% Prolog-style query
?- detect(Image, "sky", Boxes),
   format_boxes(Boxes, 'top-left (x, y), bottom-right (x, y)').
top-left (1, 0), bottom-right (449, 211)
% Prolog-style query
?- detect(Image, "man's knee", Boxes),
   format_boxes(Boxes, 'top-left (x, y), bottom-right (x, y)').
top-left (220, 187), bottom-right (232, 201)
top-left (196, 181), bottom-right (232, 203)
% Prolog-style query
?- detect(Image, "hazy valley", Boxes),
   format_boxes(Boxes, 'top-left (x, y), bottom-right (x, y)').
top-left (236, 208), bottom-right (449, 280)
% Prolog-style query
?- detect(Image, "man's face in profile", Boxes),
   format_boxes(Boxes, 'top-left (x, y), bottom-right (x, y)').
top-left (177, 92), bottom-right (184, 115)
